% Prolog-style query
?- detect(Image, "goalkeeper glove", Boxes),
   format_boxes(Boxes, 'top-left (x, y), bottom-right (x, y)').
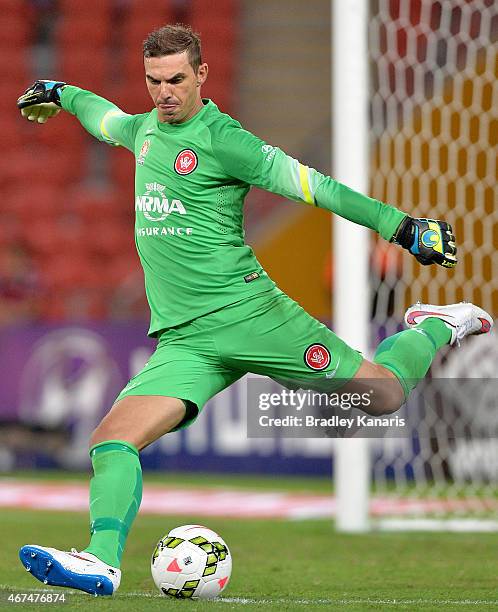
top-left (17, 80), bottom-right (67, 124)
top-left (392, 216), bottom-right (457, 268)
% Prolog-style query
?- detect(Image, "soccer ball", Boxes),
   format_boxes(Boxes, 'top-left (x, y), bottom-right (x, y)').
top-left (151, 524), bottom-right (232, 599)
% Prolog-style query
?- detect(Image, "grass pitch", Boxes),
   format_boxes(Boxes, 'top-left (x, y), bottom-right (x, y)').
top-left (1, 473), bottom-right (497, 611)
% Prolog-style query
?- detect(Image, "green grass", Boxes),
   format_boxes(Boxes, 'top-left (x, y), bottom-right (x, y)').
top-left (1, 473), bottom-right (498, 611)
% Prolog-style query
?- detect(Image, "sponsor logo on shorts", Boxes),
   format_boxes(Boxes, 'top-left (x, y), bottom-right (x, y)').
top-left (304, 344), bottom-right (331, 371)
top-left (174, 149), bottom-right (198, 175)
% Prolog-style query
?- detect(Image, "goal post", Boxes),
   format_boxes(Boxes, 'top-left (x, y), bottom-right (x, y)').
top-left (333, 0), bottom-right (498, 532)
top-left (332, 0), bottom-right (370, 532)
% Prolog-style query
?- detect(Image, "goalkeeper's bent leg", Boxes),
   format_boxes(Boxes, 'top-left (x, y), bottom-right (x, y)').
top-left (373, 317), bottom-right (451, 399)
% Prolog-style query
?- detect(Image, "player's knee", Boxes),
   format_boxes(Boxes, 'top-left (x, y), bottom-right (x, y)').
top-left (360, 367), bottom-right (405, 416)
top-left (89, 425), bottom-right (139, 450)
top-left (351, 360), bottom-right (405, 415)
top-left (89, 396), bottom-right (187, 451)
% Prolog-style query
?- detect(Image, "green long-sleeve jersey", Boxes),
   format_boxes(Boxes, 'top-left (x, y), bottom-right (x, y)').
top-left (61, 86), bottom-right (406, 336)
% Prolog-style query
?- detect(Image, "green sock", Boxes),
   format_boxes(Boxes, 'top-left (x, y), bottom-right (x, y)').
top-left (373, 318), bottom-right (451, 397)
top-left (83, 440), bottom-right (142, 568)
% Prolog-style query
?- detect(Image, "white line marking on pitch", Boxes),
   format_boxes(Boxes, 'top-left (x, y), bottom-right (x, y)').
top-left (2, 586), bottom-right (497, 606)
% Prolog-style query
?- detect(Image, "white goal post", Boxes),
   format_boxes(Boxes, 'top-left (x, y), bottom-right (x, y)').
top-left (332, 0), bottom-right (370, 532)
top-left (333, 0), bottom-right (498, 532)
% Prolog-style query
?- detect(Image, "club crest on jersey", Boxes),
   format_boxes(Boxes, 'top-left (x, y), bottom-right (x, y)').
top-left (137, 139), bottom-right (150, 165)
top-left (174, 149), bottom-right (198, 175)
top-left (304, 344), bottom-right (331, 371)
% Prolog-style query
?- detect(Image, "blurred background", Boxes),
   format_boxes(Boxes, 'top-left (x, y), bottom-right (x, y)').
top-left (1, 0), bottom-right (497, 527)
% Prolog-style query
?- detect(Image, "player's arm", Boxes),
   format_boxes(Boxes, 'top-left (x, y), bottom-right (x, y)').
top-left (17, 80), bottom-right (143, 152)
top-left (212, 126), bottom-right (456, 268)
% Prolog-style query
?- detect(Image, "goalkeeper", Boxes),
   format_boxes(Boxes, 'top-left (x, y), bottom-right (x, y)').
top-left (17, 24), bottom-right (492, 596)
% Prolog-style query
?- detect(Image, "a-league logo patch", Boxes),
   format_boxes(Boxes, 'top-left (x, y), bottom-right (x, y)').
top-left (304, 344), bottom-right (331, 371)
top-left (174, 149), bottom-right (198, 175)
top-left (137, 139), bottom-right (150, 165)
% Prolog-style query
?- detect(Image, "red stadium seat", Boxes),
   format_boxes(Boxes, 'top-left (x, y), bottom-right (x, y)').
top-left (0, 84), bottom-right (30, 113)
top-left (124, 1), bottom-right (173, 32)
top-left (54, 16), bottom-right (110, 49)
top-left (0, 120), bottom-right (25, 152)
top-left (5, 184), bottom-right (62, 224)
top-left (121, 2), bottom-right (174, 79)
top-left (108, 146), bottom-right (136, 189)
top-left (190, 1), bottom-right (240, 114)
top-left (201, 73), bottom-right (234, 113)
top-left (121, 47), bottom-right (149, 82)
top-left (59, 49), bottom-right (110, 94)
top-left (0, 15), bottom-right (32, 47)
top-left (0, 51), bottom-right (30, 83)
top-left (68, 186), bottom-right (123, 225)
top-left (4, 148), bottom-right (82, 188)
top-left (87, 220), bottom-right (134, 258)
top-left (30, 112), bottom-right (87, 161)
top-left (110, 82), bottom-right (152, 115)
top-left (190, 0), bottom-right (238, 20)
top-left (0, 214), bottom-right (23, 249)
top-left (24, 220), bottom-right (61, 257)
top-left (58, 0), bottom-right (111, 19)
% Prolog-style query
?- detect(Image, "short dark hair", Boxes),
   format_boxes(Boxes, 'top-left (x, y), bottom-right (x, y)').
top-left (143, 24), bottom-right (202, 72)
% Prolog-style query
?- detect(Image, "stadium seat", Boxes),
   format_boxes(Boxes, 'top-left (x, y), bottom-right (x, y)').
top-left (0, 15), bottom-right (32, 47)
top-left (4, 148), bottom-right (80, 188)
top-left (0, 213), bottom-right (23, 249)
top-left (121, 2), bottom-right (174, 80)
top-left (2, 0), bottom-right (30, 14)
top-left (87, 220), bottom-right (134, 258)
top-left (110, 82), bottom-right (152, 115)
top-left (0, 84), bottom-right (30, 113)
top-left (108, 146), bottom-right (136, 189)
top-left (1, 120), bottom-right (25, 152)
top-left (190, 1), bottom-right (240, 114)
top-left (58, 0), bottom-right (111, 19)
top-left (124, 1), bottom-right (173, 32)
top-left (24, 220), bottom-right (61, 258)
top-left (104, 253), bottom-right (142, 286)
top-left (68, 186), bottom-right (123, 226)
top-left (201, 74), bottom-right (233, 113)
top-left (5, 184), bottom-right (62, 225)
top-left (190, 0), bottom-right (238, 20)
top-left (0, 51), bottom-right (30, 83)
top-left (31, 112), bottom-right (87, 158)
top-left (59, 49), bottom-right (109, 94)
top-left (54, 16), bottom-right (110, 49)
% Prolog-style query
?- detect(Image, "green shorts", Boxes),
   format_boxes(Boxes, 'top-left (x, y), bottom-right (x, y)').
top-left (116, 287), bottom-right (363, 428)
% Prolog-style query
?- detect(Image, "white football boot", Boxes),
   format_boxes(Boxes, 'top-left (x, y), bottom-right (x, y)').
top-left (404, 302), bottom-right (493, 346)
top-left (19, 545), bottom-right (120, 596)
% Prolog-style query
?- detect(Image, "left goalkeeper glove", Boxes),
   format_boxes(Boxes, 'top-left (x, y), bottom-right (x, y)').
top-left (17, 79), bottom-right (67, 124)
top-left (392, 216), bottom-right (457, 268)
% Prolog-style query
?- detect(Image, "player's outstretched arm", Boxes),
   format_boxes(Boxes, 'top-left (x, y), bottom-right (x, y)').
top-left (211, 125), bottom-right (457, 269)
top-left (17, 80), bottom-right (144, 151)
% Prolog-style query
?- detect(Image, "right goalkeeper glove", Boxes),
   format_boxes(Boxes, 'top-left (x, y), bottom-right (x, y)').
top-left (392, 216), bottom-right (457, 268)
top-left (17, 80), bottom-right (67, 124)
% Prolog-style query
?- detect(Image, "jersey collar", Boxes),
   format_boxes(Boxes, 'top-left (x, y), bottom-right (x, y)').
top-left (155, 99), bottom-right (214, 132)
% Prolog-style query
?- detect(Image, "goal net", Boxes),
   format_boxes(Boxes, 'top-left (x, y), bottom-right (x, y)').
top-left (365, 0), bottom-right (498, 530)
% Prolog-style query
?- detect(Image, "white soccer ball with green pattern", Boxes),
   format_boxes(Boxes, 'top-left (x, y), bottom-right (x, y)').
top-left (151, 525), bottom-right (232, 599)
